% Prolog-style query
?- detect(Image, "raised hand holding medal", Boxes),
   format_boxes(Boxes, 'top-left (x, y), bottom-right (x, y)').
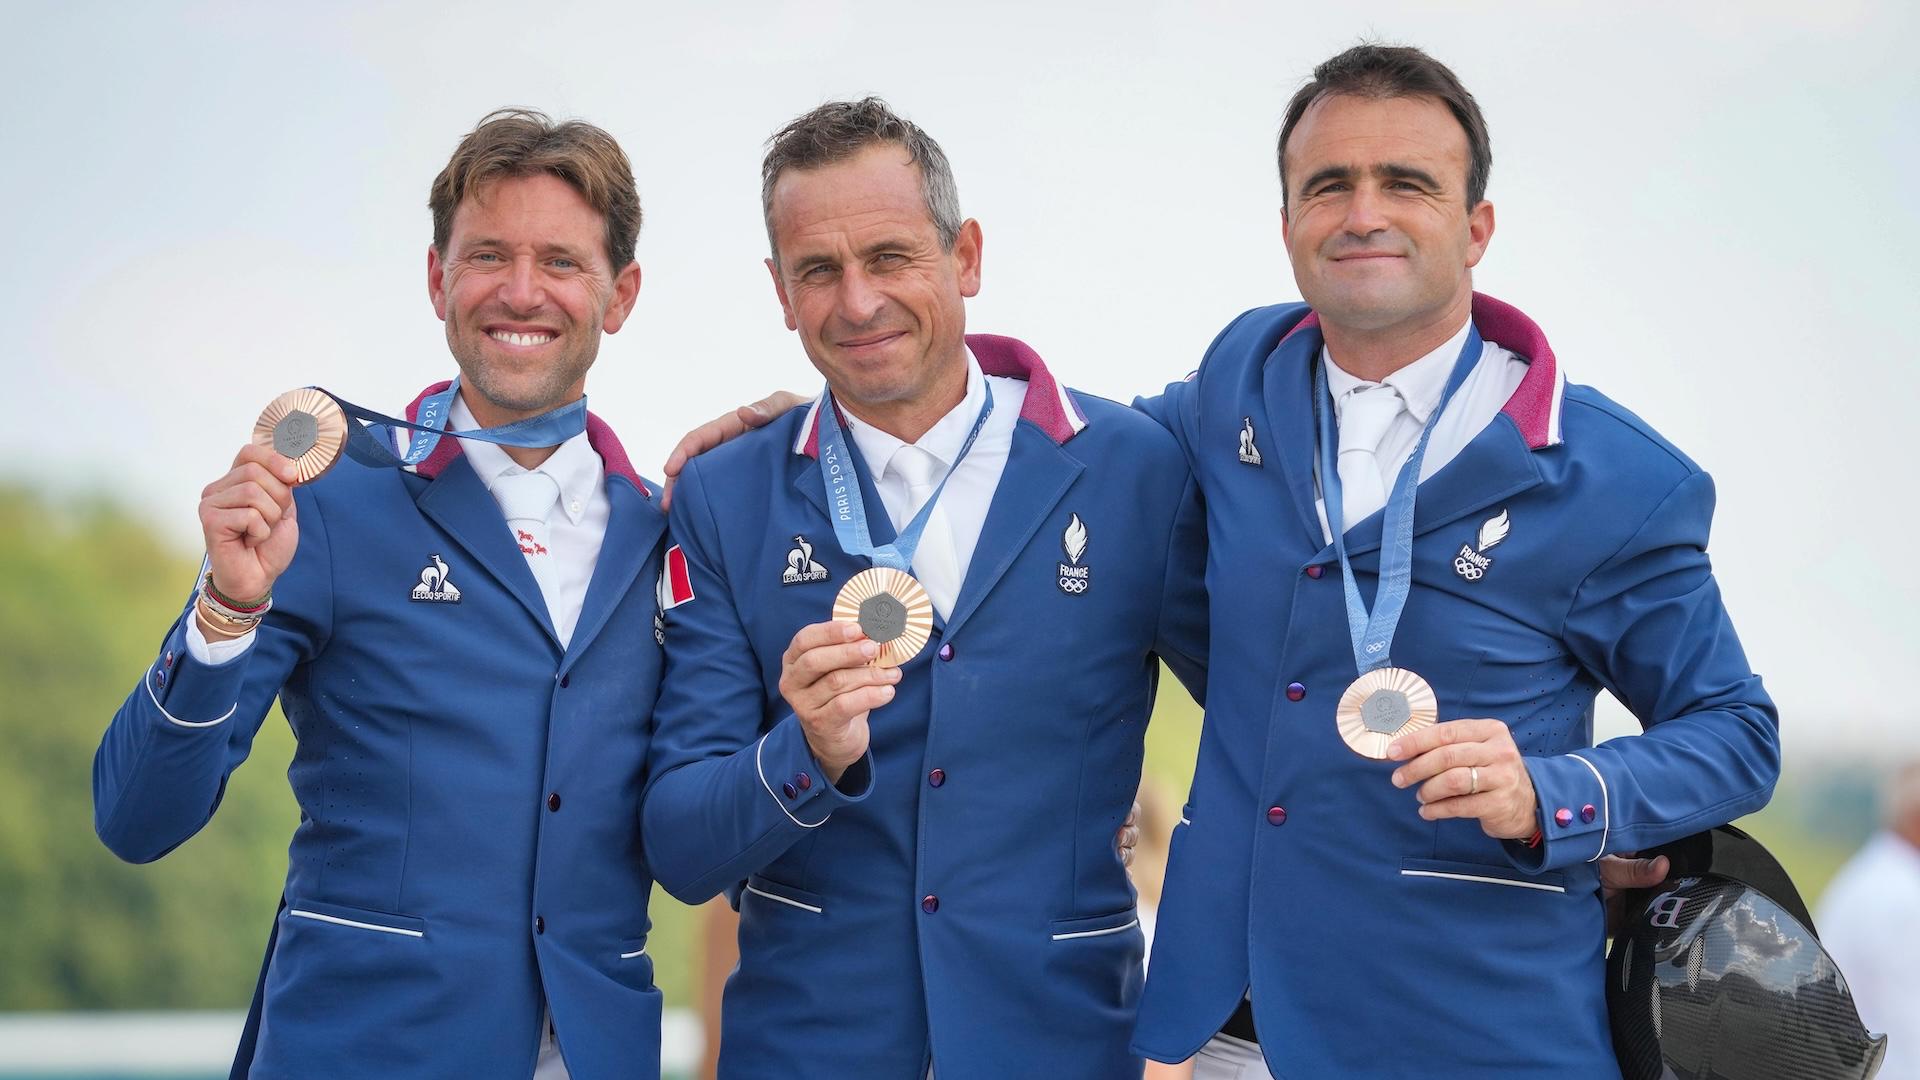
top-left (773, 387), bottom-right (991, 782)
top-left (196, 380), bottom-right (591, 643)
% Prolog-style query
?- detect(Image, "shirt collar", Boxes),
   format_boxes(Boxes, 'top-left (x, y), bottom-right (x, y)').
top-left (451, 392), bottom-right (603, 525)
top-left (844, 347), bottom-right (986, 483)
top-left (1324, 318), bottom-right (1475, 426)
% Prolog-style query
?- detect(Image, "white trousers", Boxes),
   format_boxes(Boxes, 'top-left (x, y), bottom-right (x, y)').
top-left (1190, 1033), bottom-right (1278, 1080)
top-left (532, 1008), bottom-right (569, 1080)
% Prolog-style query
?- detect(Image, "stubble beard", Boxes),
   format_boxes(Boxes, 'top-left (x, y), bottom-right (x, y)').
top-left (445, 317), bottom-right (600, 418)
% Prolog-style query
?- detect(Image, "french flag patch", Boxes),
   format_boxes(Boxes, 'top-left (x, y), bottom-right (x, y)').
top-left (658, 544), bottom-right (696, 610)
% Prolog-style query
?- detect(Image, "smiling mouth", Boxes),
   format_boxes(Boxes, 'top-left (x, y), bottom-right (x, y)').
top-left (838, 331), bottom-right (907, 349)
top-left (489, 329), bottom-right (555, 347)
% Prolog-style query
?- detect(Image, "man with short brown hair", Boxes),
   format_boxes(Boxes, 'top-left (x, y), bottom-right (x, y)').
top-left (93, 109), bottom-right (668, 1078)
top-left (1132, 43), bottom-right (1778, 1077)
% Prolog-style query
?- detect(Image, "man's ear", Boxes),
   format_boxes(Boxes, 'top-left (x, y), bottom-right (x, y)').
top-left (602, 261), bottom-right (643, 333)
top-left (428, 245), bottom-right (449, 321)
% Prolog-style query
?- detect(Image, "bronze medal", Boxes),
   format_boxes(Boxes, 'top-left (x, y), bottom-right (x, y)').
top-left (1335, 667), bottom-right (1438, 759)
top-left (832, 567), bottom-right (934, 668)
top-left (252, 388), bottom-right (347, 485)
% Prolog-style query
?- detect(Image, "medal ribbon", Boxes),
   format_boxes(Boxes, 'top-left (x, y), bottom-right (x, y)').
top-left (814, 385), bottom-right (993, 573)
top-left (318, 378), bottom-right (588, 469)
top-left (1315, 326), bottom-right (1484, 674)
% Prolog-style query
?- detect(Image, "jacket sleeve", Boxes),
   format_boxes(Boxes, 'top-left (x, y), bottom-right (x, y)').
top-left (642, 457), bottom-right (872, 904)
top-left (1133, 306), bottom-right (1264, 471)
top-left (92, 486), bottom-right (333, 863)
top-left (1508, 469), bottom-right (1780, 872)
top-left (1153, 468), bottom-right (1209, 704)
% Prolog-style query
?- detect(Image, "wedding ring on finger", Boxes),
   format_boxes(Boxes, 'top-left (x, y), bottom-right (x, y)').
top-left (1468, 766), bottom-right (1481, 796)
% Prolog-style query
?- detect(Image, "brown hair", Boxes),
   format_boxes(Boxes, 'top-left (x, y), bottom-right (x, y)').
top-left (760, 97), bottom-right (961, 263)
top-left (1278, 44), bottom-right (1493, 209)
top-left (429, 108), bottom-right (641, 268)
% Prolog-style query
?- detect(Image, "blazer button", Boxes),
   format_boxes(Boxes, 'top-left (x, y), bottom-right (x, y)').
top-left (1554, 807), bottom-right (1574, 828)
top-left (795, 772), bottom-right (812, 792)
top-left (938, 643), bottom-right (954, 662)
top-left (559, 673), bottom-right (571, 688)
top-left (163, 650), bottom-right (175, 668)
top-left (1285, 682), bottom-right (1306, 701)
top-left (921, 895), bottom-right (939, 914)
top-left (547, 792), bottom-right (561, 812)
top-left (1581, 804), bottom-right (1597, 824)
top-left (928, 768), bottom-right (946, 788)
top-left (534, 916), bottom-right (545, 934)
top-left (153, 669), bottom-right (167, 688)
top-left (1267, 806), bottom-right (1288, 826)
top-left (1304, 565), bottom-right (1324, 579)
top-left (782, 782), bottom-right (798, 799)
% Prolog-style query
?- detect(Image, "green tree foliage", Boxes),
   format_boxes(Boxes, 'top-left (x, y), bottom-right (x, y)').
top-left (0, 484), bottom-right (301, 1008)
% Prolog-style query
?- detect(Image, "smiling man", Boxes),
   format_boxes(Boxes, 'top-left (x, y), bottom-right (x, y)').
top-left (92, 110), bottom-right (668, 1078)
top-left (1129, 45), bottom-right (1780, 1077)
top-left (641, 99), bottom-right (1208, 1078)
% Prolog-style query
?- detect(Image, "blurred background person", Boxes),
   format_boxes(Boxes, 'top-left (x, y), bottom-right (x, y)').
top-left (1817, 761), bottom-right (1920, 1079)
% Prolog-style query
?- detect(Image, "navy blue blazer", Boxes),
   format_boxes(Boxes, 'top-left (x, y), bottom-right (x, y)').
top-left (93, 384), bottom-right (668, 1079)
top-left (1130, 295), bottom-right (1780, 1077)
top-left (643, 335), bottom-right (1208, 1078)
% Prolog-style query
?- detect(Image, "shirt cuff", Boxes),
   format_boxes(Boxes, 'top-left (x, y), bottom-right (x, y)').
top-left (185, 611), bottom-right (256, 666)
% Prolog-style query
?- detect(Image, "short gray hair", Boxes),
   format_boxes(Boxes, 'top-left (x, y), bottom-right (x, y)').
top-left (760, 97), bottom-right (962, 264)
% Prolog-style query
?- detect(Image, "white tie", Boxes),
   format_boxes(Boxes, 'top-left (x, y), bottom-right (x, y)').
top-left (1336, 384), bottom-right (1405, 529)
top-left (889, 445), bottom-right (961, 620)
top-left (493, 469), bottom-right (565, 637)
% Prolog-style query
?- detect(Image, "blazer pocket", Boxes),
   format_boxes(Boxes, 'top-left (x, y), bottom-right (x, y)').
top-left (284, 897), bottom-right (428, 938)
top-left (1049, 907), bottom-right (1141, 942)
top-left (1399, 858), bottom-right (1567, 894)
top-left (743, 873), bottom-right (825, 915)
top-left (618, 936), bottom-right (650, 960)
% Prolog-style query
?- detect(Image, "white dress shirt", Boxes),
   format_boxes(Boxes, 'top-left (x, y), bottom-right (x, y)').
top-left (451, 396), bottom-right (608, 649)
top-left (1315, 319), bottom-right (1530, 542)
top-left (1816, 831), bottom-right (1920, 1078)
top-left (843, 349), bottom-right (1026, 619)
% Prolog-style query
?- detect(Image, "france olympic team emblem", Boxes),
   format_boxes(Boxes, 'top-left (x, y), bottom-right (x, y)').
top-left (1058, 514), bottom-right (1090, 595)
top-left (1453, 509), bottom-right (1510, 581)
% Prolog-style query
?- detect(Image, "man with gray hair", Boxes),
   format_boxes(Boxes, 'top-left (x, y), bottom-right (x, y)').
top-left (641, 97), bottom-right (1208, 1077)
top-left (1818, 763), bottom-right (1920, 1079)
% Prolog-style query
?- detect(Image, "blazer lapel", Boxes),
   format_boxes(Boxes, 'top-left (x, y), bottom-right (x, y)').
top-left (1264, 318), bottom-right (1335, 551)
top-left (414, 454), bottom-right (560, 646)
top-left (939, 420), bottom-right (1083, 641)
top-left (561, 476), bottom-right (666, 674)
top-left (1322, 410), bottom-right (1544, 562)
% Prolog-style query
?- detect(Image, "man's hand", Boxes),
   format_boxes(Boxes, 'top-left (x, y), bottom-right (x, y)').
top-left (199, 444), bottom-right (300, 604)
top-left (1117, 800), bottom-right (1142, 869)
top-left (660, 391), bottom-right (808, 511)
top-left (1600, 852), bottom-right (1670, 936)
top-left (1387, 719), bottom-right (1538, 839)
top-left (778, 620), bottom-right (900, 784)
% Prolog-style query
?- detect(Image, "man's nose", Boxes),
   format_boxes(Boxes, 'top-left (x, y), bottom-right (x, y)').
top-left (836, 267), bottom-right (887, 327)
top-left (1342, 184), bottom-right (1392, 238)
top-left (500, 255), bottom-right (545, 311)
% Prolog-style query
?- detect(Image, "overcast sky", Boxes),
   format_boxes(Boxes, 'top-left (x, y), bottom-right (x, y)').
top-left (8, 1), bottom-right (1916, 760)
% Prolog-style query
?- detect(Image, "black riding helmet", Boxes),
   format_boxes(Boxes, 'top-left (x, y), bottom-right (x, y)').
top-left (1607, 824), bottom-right (1889, 1079)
